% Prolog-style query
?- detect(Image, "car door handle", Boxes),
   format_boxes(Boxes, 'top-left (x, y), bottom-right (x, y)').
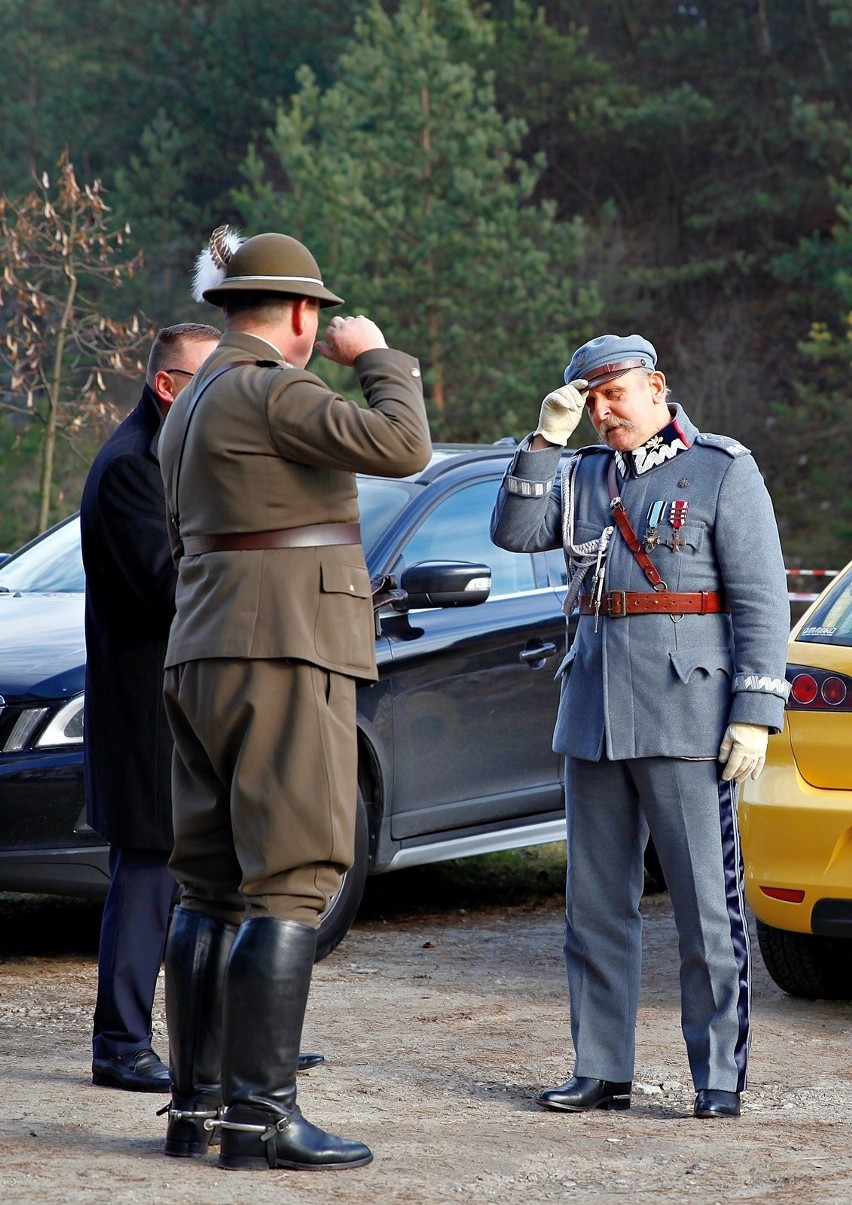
top-left (519, 642), bottom-right (558, 662)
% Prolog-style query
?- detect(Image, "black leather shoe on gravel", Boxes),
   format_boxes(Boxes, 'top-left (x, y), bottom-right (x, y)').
top-left (694, 1089), bottom-right (740, 1118)
top-left (297, 1052), bottom-right (326, 1072)
top-left (536, 1076), bottom-right (632, 1112)
top-left (92, 1049), bottom-right (171, 1092)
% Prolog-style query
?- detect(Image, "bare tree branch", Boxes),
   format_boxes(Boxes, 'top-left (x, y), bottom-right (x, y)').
top-left (0, 150), bottom-right (153, 534)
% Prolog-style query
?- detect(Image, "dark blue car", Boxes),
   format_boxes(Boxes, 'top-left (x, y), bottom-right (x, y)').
top-left (0, 445), bottom-right (573, 957)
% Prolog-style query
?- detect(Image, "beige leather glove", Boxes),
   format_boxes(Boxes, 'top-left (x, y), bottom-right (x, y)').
top-left (719, 723), bottom-right (769, 783)
top-left (534, 381), bottom-right (588, 446)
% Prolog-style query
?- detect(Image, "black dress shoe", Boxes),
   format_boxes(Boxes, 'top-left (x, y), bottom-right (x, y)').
top-left (694, 1089), bottom-right (740, 1118)
top-left (536, 1076), bottom-right (632, 1113)
top-left (92, 1049), bottom-right (172, 1092)
top-left (297, 1051), bottom-right (325, 1072)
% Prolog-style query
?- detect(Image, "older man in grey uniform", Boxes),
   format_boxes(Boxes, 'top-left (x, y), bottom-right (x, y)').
top-left (491, 334), bottom-right (790, 1120)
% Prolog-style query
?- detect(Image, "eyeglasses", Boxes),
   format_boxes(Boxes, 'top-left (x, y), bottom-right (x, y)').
top-left (164, 368), bottom-right (195, 378)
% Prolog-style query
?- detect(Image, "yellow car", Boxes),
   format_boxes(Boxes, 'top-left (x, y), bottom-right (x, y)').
top-left (740, 558), bottom-right (852, 999)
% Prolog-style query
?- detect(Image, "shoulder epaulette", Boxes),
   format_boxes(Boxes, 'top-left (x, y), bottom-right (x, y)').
top-left (695, 431), bottom-right (750, 457)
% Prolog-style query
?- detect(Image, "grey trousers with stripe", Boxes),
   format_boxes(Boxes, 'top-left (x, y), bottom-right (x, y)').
top-left (563, 756), bottom-right (750, 1092)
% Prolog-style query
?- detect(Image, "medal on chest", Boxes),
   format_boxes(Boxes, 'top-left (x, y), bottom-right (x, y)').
top-left (665, 498), bottom-right (689, 552)
top-left (644, 500), bottom-right (666, 550)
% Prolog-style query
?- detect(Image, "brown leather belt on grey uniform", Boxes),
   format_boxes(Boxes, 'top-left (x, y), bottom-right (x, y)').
top-left (579, 590), bottom-right (728, 618)
top-left (181, 522), bottom-right (361, 556)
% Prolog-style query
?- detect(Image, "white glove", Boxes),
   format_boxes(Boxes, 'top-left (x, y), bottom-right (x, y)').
top-left (534, 381), bottom-right (588, 446)
top-left (718, 723), bottom-right (769, 783)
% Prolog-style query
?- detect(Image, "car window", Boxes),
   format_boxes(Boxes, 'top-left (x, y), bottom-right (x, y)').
top-left (797, 567), bottom-right (852, 647)
top-left (391, 478), bottom-right (536, 597)
top-left (545, 547), bottom-right (567, 586)
top-left (0, 516), bottom-right (84, 593)
top-left (356, 477), bottom-right (418, 559)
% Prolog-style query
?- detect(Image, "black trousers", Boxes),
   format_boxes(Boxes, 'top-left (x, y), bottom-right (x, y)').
top-left (92, 845), bottom-right (178, 1059)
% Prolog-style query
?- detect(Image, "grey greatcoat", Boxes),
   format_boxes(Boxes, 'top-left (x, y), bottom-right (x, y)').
top-left (491, 403), bottom-right (790, 1093)
top-left (492, 405), bottom-right (790, 756)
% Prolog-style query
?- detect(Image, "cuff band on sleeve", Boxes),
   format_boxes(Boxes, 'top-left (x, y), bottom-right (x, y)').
top-left (505, 476), bottom-right (553, 498)
top-left (733, 673), bottom-right (791, 701)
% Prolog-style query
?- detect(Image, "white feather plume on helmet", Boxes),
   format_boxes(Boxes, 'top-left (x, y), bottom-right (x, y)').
top-left (192, 225), bottom-right (244, 304)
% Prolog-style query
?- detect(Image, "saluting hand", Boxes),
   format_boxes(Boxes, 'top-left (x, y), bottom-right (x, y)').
top-left (533, 381), bottom-right (589, 447)
top-left (316, 315), bottom-right (388, 366)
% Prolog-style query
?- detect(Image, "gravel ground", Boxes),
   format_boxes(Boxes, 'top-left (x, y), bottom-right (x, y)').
top-left (1, 862), bottom-right (851, 1205)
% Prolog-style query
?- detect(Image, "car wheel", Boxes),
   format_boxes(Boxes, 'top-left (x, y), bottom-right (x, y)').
top-left (315, 788), bottom-right (370, 963)
top-left (756, 919), bottom-right (852, 1000)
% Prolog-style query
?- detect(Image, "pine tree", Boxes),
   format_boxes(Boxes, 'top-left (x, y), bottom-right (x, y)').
top-left (235, 0), bottom-right (601, 440)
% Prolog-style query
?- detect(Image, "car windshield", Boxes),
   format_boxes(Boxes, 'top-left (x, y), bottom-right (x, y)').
top-left (0, 516), bottom-right (84, 593)
top-left (356, 476), bottom-right (418, 558)
top-left (0, 480), bottom-right (415, 596)
top-left (797, 565), bottom-right (852, 647)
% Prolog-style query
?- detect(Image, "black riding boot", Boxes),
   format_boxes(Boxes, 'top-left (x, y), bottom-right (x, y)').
top-left (218, 916), bottom-right (372, 1171)
top-left (163, 906), bottom-right (237, 1157)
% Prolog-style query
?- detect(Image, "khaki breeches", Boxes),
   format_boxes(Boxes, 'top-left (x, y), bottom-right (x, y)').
top-left (163, 658), bottom-right (358, 927)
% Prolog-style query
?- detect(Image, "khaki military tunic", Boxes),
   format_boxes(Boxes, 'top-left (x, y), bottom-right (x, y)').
top-left (158, 332), bottom-right (431, 923)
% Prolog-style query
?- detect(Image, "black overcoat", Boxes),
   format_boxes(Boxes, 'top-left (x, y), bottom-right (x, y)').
top-left (80, 385), bottom-right (176, 850)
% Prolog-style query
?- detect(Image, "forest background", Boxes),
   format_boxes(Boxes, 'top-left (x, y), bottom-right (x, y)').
top-left (0, 0), bottom-right (850, 570)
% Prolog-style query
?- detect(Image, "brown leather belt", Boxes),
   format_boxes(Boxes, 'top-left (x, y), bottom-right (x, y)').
top-left (580, 590), bottom-right (727, 618)
top-left (181, 522), bottom-right (361, 556)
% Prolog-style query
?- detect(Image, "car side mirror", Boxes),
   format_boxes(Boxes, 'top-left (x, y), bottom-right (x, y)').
top-left (400, 561), bottom-right (492, 609)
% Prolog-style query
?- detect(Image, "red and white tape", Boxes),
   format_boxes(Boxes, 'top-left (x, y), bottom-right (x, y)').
top-left (784, 569), bottom-right (839, 603)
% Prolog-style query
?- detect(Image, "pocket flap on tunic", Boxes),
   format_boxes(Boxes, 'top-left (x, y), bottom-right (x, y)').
top-left (554, 646), bottom-right (577, 680)
top-left (320, 561), bottom-right (372, 599)
top-left (670, 649), bottom-right (733, 684)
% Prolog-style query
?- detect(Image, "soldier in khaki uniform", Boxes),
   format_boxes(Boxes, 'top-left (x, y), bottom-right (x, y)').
top-left (156, 228), bottom-right (431, 1171)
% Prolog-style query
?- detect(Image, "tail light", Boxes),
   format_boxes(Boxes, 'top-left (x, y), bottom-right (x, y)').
top-left (786, 665), bottom-right (852, 711)
top-left (760, 886), bottom-right (806, 903)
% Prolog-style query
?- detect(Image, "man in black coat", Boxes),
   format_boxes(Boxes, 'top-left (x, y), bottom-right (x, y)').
top-left (82, 323), bottom-right (221, 1091)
